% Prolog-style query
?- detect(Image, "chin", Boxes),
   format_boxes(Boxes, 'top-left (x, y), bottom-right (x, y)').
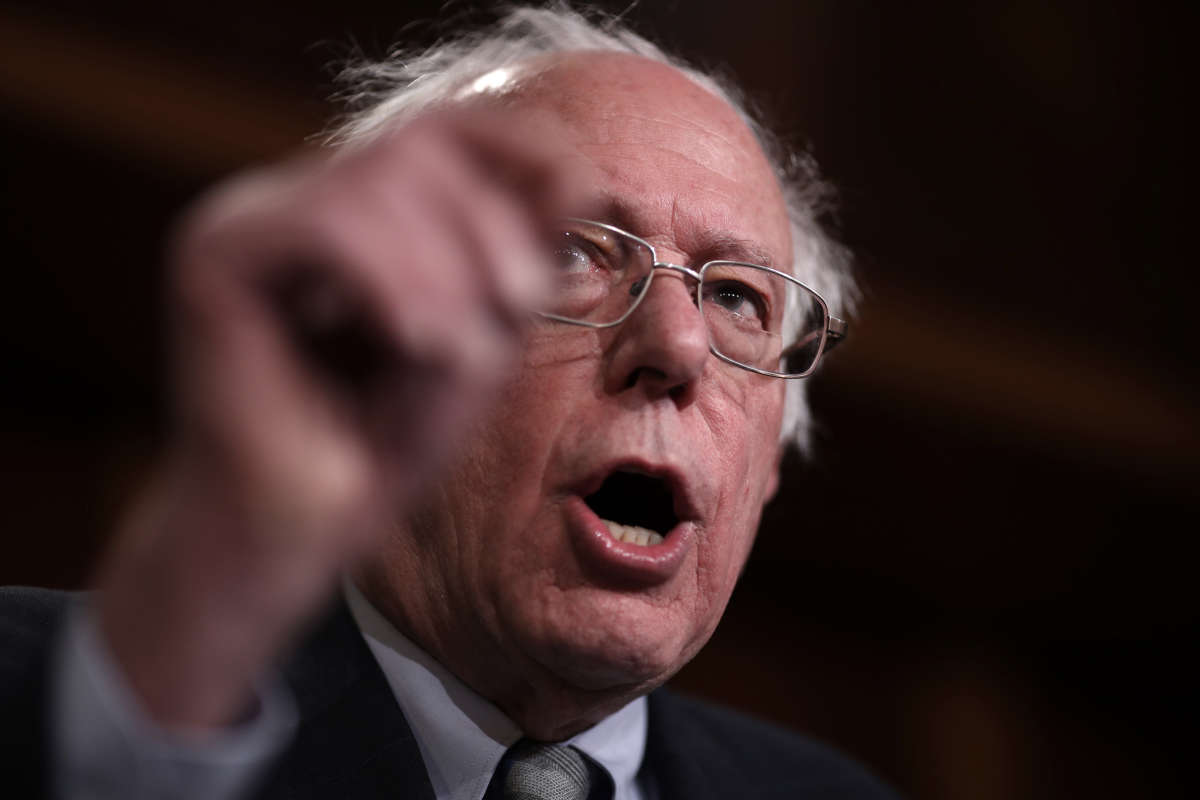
top-left (516, 588), bottom-right (707, 695)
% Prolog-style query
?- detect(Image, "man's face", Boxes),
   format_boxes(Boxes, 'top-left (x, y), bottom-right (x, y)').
top-left (362, 52), bottom-right (792, 733)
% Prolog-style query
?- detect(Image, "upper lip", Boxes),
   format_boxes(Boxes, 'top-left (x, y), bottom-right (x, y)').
top-left (570, 458), bottom-right (701, 527)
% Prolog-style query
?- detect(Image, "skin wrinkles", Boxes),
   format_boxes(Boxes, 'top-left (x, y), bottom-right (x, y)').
top-left (357, 51), bottom-right (791, 740)
top-left (590, 173), bottom-right (785, 280)
top-left (577, 123), bottom-right (747, 189)
top-left (562, 191), bottom-right (780, 270)
top-left (588, 149), bottom-right (768, 238)
top-left (522, 323), bottom-right (603, 368)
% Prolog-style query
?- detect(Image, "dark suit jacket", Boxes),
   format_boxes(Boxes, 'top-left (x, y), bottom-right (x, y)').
top-left (1, 586), bottom-right (898, 799)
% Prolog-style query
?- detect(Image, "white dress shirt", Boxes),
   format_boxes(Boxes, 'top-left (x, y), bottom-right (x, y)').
top-left (345, 580), bottom-right (648, 800)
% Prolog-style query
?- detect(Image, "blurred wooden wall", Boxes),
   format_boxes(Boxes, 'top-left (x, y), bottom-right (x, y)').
top-left (1, 2), bottom-right (1193, 798)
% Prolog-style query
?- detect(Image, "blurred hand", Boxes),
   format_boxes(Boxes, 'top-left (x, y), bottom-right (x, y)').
top-left (95, 110), bottom-right (573, 729)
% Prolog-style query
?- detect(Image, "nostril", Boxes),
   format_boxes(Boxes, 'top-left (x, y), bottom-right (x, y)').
top-left (622, 366), bottom-right (697, 408)
top-left (625, 366), bottom-right (665, 390)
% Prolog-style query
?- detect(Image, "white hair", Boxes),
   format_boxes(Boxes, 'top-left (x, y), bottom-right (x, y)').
top-left (326, 3), bottom-right (854, 453)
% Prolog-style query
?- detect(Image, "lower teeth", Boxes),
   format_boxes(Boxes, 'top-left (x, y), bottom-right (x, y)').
top-left (601, 519), bottom-right (664, 546)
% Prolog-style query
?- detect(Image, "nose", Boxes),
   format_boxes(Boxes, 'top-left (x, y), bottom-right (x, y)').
top-left (603, 265), bottom-right (710, 403)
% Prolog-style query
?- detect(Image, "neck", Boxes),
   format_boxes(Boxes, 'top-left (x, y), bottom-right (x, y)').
top-left (352, 565), bottom-right (646, 741)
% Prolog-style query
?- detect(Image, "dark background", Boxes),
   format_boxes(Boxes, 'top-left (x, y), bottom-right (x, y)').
top-left (1, 2), bottom-right (1194, 798)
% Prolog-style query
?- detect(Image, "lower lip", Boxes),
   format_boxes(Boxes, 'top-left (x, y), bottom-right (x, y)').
top-left (564, 495), bottom-right (693, 586)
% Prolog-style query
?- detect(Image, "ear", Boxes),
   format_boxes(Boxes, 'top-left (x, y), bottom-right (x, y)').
top-left (763, 445), bottom-right (784, 504)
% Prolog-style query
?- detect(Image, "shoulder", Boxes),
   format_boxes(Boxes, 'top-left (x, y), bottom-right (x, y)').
top-left (646, 689), bottom-right (901, 800)
top-left (0, 585), bottom-right (72, 625)
top-left (0, 586), bottom-right (72, 797)
top-left (0, 586), bottom-right (71, 670)
top-left (0, 585), bottom-right (71, 698)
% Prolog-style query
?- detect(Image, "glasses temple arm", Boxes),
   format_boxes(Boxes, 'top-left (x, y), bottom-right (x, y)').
top-left (824, 316), bottom-right (848, 353)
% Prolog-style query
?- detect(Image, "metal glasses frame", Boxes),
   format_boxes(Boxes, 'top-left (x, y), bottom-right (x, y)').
top-left (539, 218), bottom-right (847, 379)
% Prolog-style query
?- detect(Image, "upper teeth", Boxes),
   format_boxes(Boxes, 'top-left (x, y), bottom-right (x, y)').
top-left (601, 519), bottom-right (664, 546)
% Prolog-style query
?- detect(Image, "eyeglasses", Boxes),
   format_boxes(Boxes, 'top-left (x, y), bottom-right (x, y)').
top-left (538, 219), bottom-right (846, 378)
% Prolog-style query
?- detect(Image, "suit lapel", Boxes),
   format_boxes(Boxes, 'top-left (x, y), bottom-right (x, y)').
top-left (643, 691), bottom-right (725, 800)
top-left (256, 597), bottom-right (436, 800)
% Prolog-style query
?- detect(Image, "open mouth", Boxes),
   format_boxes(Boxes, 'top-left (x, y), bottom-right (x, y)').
top-left (583, 470), bottom-right (680, 547)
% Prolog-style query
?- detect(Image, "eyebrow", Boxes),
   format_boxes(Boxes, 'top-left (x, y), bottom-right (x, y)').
top-left (584, 194), bottom-right (781, 269)
top-left (699, 232), bottom-right (779, 269)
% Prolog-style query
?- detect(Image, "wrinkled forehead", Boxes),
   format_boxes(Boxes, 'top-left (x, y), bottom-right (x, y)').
top-left (465, 52), bottom-right (792, 269)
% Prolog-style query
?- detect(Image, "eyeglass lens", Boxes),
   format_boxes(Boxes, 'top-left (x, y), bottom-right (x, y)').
top-left (545, 220), bottom-right (829, 376)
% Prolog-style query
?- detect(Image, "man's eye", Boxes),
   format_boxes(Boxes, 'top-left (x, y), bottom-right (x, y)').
top-left (705, 280), bottom-right (765, 322)
top-left (551, 229), bottom-right (620, 276)
top-left (551, 243), bottom-right (595, 274)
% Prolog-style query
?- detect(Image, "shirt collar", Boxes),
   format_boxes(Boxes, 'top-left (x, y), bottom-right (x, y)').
top-left (344, 581), bottom-right (647, 800)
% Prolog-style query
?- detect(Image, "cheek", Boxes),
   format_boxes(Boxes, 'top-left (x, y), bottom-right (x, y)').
top-left (480, 330), bottom-right (600, 461)
top-left (703, 373), bottom-right (785, 477)
top-left (698, 377), bottom-right (784, 580)
top-left (444, 334), bottom-right (600, 562)
top-left (522, 324), bottom-right (603, 370)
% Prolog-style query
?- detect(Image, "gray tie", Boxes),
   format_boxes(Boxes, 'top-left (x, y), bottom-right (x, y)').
top-left (499, 740), bottom-right (593, 800)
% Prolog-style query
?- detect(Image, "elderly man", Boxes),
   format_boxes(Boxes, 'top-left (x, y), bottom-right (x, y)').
top-left (2, 6), bottom-right (894, 799)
